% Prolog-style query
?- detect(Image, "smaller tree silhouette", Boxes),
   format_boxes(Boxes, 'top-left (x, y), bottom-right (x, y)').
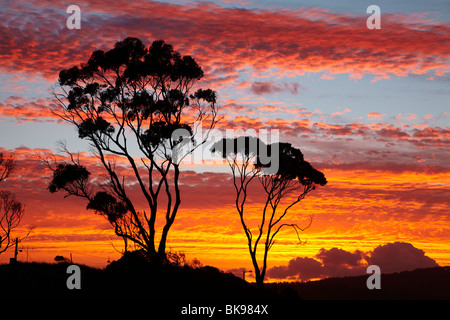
top-left (0, 153), bottom-right (14, 182)
top-left (0, 153), bottom-right (30, 255)
top-left (54, 255), bottom-right (70, 263)
top-left (211, 137), bottom-right (326, 288)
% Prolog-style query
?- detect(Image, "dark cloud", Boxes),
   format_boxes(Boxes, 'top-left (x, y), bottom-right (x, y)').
top-left (267, 242), bottom-right (439, 281)
top-left (250, 82), bottom-right (279, 95)
top-left (366, 242), bottom-right (439, 274)
top-left (267, 257), bottom-right (323, 281)
top-left (250, 82), bottom-right (303, 95)
top-left (315, 247), bottom-right (364, 267)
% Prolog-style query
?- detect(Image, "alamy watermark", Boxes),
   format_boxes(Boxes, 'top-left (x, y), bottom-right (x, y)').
top-left (66, 4), bottom-right (381, 30)
top-left (66, 5), bottom-right (81, 29)
top-left (66, 264), bottom-right (81, 289)
top-left (366, 265), bottom-right (381, 289)
top-left (367, 5), bottom-right (381, 29)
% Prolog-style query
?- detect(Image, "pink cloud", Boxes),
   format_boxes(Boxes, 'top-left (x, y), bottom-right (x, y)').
top-left (0, 1), bottom-right (448, 82)
top-left (0, 96), bottom-right (59, 123)
top-left (368, 112), bottom-right (384, 119)
top-left (320, 73), bottom-right (335, 80)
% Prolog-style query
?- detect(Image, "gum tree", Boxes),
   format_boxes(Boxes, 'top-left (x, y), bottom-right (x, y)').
top-left (47, 37), bottom-right (218, 261)
top-left (211, 137), bottom-right (327, 288)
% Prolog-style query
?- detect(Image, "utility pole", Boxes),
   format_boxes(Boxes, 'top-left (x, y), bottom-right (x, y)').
top-left (10, 237), bottom-right (21, 264)
top-left (243, 270), bottom-right (252, 281)
top-left (14, 237), bottom-right (19, 260)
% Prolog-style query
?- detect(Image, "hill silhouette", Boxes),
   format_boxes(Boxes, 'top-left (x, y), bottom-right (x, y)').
top-left (269, 266), bottom-right (450, 300)
top-left (0, 251), bottom-right (294, 302)
top-left (1, 252), bottom-right (448, 305)
top-left (0, 252), bottom-right (304, 318)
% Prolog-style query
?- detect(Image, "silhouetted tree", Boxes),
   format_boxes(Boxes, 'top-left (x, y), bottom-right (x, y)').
top-left (54, 255), bottom-right (70, 263)
top-left (46, 37), bottom-right (218, 261)
top-left (0, 153), bottom-right (14, 183)
top-left (0, 153), bottom-right (30, 255)
top-left (211, 137), bottom-right (326, 288)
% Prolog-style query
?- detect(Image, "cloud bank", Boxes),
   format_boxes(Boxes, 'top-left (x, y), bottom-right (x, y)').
top-left (267, 242), bottom-right (439, 281)
top-left (1, 1), bottom-right (449, 81)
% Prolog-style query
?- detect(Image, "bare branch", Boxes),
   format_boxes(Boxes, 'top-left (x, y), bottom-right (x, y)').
top-left (0, 153), bottom-right (15, 183)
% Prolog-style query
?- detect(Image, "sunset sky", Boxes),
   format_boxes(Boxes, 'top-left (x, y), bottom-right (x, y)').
top-left (0, 0), bottom-right (449, 282)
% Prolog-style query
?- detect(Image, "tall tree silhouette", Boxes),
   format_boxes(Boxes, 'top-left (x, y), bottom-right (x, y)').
top-left (211, 137), bottom-right (326, 288)
top-left (47, 37), bottom-right (218, 261)
top-left (0, 152), bottom-right (30, 255)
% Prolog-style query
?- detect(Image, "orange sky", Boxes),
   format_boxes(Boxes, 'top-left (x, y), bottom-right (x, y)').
top-left (0, 147), bottom-right (448, 281)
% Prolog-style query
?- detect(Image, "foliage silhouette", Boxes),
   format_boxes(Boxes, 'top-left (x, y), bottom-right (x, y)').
top-left (211, 137), bottom-right (326, 288)
top-left (54, 255), bottom-right (70, 263)
top-left (0, 152), bottom-right (15, 183)
top-left (46, 37), bottom-right (218, 261)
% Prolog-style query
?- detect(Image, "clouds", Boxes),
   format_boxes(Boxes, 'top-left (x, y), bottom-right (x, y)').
top-left (367, 242), bottom-right (439, 274)
top-left (249, 81), bottom-right (304, 95)
top-left (268, 257), bottom-right (323, 281)
top-left (0, 0), bottom-right (447, 177)
top-left (315, 247), bottom-right (363, 267)
top-left (217, 113), bottom-right (449, 173)
top-left (0, 96), bottom-right (58, 123)
top-left (267, 247), bottom-right (366, 281)
top-left (0, 1), bottom-right (449, 82)
top-left (267, 242), bottom-right (440, 281)
top-left (3, 92), bottom-right (447, 176)
top-left (368, 112), bottom-right (384, 119)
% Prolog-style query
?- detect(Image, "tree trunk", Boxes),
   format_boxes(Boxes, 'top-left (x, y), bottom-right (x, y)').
top-left (255, 273), bottom-right (264, 289)
top-left (249, 249), bottom-right (265, 288)
top-left (158, 226), bottom-right (170, 261)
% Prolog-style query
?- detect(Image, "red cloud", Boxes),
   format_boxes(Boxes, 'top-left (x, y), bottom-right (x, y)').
top-left (0, 1), bottom-right (448, 82)
top-left (2, 93), bottom-right (447, 175)
top-left (0, 96), bottom-right (59, 123)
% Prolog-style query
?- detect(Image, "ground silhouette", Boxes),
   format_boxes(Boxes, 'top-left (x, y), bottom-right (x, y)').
top-left (1, 254), bottom-right (448, 304)
top-left (0, 251), bottom-right (294, 303)
top-left (268, 266), bottom-right (450, 300)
